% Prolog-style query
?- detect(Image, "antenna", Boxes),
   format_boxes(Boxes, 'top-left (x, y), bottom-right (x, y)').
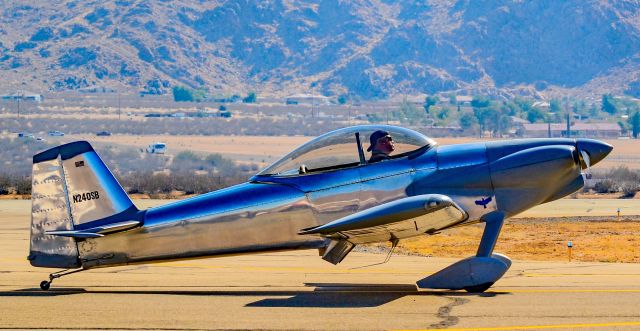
top-left (351, 239), bottom-right (399, 269)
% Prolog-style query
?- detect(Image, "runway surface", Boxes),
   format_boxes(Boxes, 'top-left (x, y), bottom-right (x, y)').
top-left (2, 201), bottom-right (640, 330)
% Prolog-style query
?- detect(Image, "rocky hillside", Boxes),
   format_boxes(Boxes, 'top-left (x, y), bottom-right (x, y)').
top-left (1, 0), bottom-right (640, 99)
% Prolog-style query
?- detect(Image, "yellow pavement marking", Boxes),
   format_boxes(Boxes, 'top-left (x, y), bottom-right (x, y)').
top-left (495, 288), bottom-right (640, 293)
top-left (524, 273), bottom-right (640, 277)
top-left (397, 320), bottom-right (640, 331)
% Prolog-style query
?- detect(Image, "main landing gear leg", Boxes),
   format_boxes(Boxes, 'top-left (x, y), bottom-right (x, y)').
top-left (40, 268), bottom-right (85, 291)
top-left (416, 211), bottom-right (512, 293)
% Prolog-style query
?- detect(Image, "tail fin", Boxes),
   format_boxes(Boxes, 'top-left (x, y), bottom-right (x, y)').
top-left (29, 141), bottom-right (138, 268)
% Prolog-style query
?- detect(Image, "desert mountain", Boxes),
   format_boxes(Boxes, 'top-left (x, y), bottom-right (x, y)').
top-left (1, 0), bottom-right (640, 99)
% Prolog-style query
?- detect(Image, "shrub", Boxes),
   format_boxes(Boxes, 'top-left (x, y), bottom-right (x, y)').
top-left (14, 41), bottom-right (37, 52)
top-left (172, 86), bottom-right (194, 102)
top-left (30, 27), bottom-right (54, 42)
top-left (593, 179), bottom-right (616, 193)
top-left (591, 166), bottom-right (640, 196)
top-left (243, 92), bottom-right (257, 103)
top-left (172, 86), bottom-right (207, 102)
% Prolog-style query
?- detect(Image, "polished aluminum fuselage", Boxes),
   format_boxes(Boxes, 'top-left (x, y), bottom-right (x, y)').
top-left (79, 138), bottom-right (587, 269)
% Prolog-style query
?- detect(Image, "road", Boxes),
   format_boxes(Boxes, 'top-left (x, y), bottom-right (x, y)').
top-left (2, 200), bottom-right (640, 330)
top-left (3, 251), bottom-right (640, 329)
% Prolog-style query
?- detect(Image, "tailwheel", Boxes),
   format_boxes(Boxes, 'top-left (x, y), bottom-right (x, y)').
top-left (38, 267), bottom-right (85, 291)
top-left (40, 280), bottom-right (51, 291)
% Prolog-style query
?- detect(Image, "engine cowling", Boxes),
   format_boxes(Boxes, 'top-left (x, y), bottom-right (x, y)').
top-left (489, 145), bottom-right (582, 217)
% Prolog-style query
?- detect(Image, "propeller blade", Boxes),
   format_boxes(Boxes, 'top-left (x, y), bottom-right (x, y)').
top-left (580, 150), bottom-right (592, 179)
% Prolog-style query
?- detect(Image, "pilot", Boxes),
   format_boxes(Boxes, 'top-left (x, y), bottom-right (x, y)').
top-left (367, 130), bottom-right (395, 163)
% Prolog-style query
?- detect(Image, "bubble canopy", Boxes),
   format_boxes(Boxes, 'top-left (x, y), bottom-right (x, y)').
top-left (257, 125), bottom-right (436, 177)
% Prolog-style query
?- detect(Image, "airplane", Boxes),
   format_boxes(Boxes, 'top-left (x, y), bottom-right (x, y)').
top-left (28, 125), bottom-right (612, 292)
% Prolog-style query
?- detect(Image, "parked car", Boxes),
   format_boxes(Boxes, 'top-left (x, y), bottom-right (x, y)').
top-left (96, 131), bottom-right (112, 136)
top-left (18, 132), bottom-right (34, 139)
top-left (146, 142), bottom-right (167, 154)
top-left (48, 130), bottom-right (65, 137)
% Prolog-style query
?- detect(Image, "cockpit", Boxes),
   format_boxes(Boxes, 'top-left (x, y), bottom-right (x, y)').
top-left (257, 125), bottom-right (436, 177)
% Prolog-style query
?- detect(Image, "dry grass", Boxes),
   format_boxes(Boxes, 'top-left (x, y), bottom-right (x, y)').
top-left (398, 219), bottom-right (640, 263)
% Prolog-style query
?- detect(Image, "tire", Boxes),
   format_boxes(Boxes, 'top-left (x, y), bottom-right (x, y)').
top-left (40, 281), bottom-right (50, 291)
top-left (464, 282), bottom-right (493, 293)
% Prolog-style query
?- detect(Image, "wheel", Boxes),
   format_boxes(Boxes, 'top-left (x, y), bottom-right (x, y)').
top-left (464, 282), bottom-right (493, 293)
top-left (40, 280), bottom-right (51, 291)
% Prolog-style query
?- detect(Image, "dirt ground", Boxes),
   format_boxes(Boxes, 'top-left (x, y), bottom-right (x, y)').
top-left (397, 218), bottom-right (640, 263)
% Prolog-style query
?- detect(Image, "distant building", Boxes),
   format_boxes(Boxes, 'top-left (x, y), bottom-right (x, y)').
top-left (507, 116), bottom-right (530, 136)
top-left (532, 101), bottom-right (550, 109)
top-left (285, 94), bottom-right (331, 106)
top-left (415, 125), bottom-right (464, 137)
top-left (455, 95), bottom-right (473, 105)
top-left (521, 122), bottom-right (621, 138)
top-left (78, 86), bottom-right (116, 93)
top-left (1, 91), bottom-right (43, 102)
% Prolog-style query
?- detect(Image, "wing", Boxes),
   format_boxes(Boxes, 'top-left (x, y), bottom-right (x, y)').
top-left (299, 194), bottom-right (468, 245)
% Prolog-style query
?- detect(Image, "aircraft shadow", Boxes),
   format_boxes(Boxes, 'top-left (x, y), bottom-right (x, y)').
top-left (245, 283), bottom-right (506, 308)
top-left (2, 283), bottom-right (508, 308)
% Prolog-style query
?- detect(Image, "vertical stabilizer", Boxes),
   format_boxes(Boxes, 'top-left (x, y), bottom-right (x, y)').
top-left (29, 141), bottom-right (138, 268)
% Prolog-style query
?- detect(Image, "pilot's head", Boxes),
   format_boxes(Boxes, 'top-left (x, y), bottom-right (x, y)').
top-left (367, 130), bottom-right (395, 155)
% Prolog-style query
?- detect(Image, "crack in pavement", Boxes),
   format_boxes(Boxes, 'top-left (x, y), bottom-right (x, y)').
top-left (428, 296), bottom-right (469, 329)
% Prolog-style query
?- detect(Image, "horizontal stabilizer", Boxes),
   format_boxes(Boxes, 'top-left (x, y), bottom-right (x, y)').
top-left (45, 220), bottom-right (141, 239)
top-left (299, 194), bottom-right (467, 244)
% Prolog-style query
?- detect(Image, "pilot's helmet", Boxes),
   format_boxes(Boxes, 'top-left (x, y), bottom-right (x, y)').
top-left (367, 130), bottom-right (391, 152)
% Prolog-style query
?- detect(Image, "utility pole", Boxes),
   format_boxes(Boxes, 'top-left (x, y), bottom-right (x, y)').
top-left (117, 89), bottom-right (121, 121)
top-left (16, 91), bottom-right (21, 119)
top-left (566, 109), bottom-right (571, 138)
